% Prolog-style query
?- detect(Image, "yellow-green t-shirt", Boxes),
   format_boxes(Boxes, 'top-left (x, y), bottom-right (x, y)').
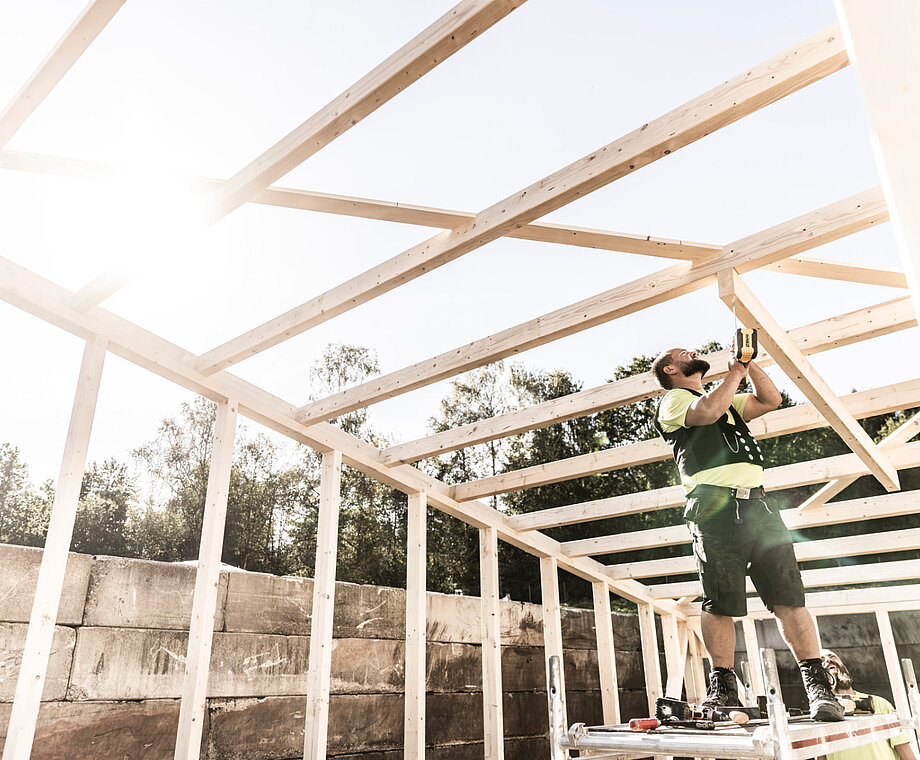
top-left (658, 388), bottom-right (764, 494)
top-left (823, 694), bottom-right (910, 760)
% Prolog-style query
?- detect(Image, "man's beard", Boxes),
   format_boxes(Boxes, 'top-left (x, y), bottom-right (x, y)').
top-left (680, 358), bottom-right (710, 378)
top-left (826, 663), bottom-right (853, 692)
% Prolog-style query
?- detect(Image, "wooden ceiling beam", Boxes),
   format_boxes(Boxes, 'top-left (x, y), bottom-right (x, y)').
top-left (207, 0), bottom-right (528, 223)
top-left (508, 439), bottom-right (920, 532)
top-left (382, 296), bottom-right (914, 465)
top-left (798, 411), bottom-right (920, 510)
top-left (719, 268), bottom-right (899, 490)
top-left (296, 187), bottom-right (887, 425)
top-left (563, 489), bottom-right (920, 558)
top-left (608, 525), bottom-right (920, 580)
top-left (647, 558), bottom-right (920, 600)
top-left (197, 25), bottom-right (849, 377)
top-left (451, 376), bottom-right (920, 502)
top-left (0, 0), bottom-right (127, 150)
top-left (0, 254), bottom-right (676, 613)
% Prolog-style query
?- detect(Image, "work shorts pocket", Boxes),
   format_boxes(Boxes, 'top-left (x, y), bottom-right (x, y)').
top-left (684, 493), bottom-right (730, 524)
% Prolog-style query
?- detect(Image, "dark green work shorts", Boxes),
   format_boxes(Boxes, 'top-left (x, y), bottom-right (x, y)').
top-left (685, 490), bottom-right (805, 618)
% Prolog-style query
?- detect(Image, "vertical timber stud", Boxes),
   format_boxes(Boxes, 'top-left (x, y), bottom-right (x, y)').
top-left (661, 614), bottom-right (687, 699)
top-left (637, 603), bottom-right (663, 715)
top-left (2, 336), bottom-right (106, 760)
top-left (876, 610), bottom-right (916, 753)
top-left (174, 399), bottom-right (238, 760)
top-left (685, 629), bottom-right (707, 705)
top-left (540, 557), bottom-right (566, 732)
top-left (304, 450), bottom-right (343, 760)
top-left (405, 492), bottom-right (427, 760)
top-left (835, 0), bottom-right (920, 320)
top-left (741, 619), bottom-right (766, 698)
top-left (480, 526), bottom-right (504, 760)
top-left (591, 582), bottom-right (620, 724)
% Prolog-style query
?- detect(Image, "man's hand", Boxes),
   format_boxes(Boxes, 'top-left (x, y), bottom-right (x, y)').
top-left (727, 355), bottom-right (750, 379)
top-left (685, 357), bottom-right (749, 426)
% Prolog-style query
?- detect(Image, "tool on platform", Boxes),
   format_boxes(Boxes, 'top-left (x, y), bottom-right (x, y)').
top-left (656, 696), bottom-right (761, 725)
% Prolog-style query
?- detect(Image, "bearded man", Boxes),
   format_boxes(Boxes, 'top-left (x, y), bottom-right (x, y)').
top-left (650, 346), bottom-right (843, 721)
top-left (817, 650), bottom-right (917, 760)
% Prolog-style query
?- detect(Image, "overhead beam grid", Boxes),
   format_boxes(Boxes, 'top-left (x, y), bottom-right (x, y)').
top-left (2, 4), bottom-right (919, 759)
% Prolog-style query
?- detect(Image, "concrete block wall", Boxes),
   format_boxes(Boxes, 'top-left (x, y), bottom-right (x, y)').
top-left (0, 544), bottom-right (650, 760)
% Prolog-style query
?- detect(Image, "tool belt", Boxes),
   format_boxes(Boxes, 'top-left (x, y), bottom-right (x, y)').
top-left (688, 484), bottom-right (766, 501)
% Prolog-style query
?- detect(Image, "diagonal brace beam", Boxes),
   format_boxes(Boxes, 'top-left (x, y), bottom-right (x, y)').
top-left (718, 268), bottom-right (899, 491)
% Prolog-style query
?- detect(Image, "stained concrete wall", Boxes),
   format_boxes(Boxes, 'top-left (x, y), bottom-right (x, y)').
top-left (1, 543), bottom-right (916, 759)
top-left (0, 544), bottom-right (648, 759)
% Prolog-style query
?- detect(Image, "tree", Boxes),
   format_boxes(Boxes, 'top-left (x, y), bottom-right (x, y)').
top-left (0, 443), bottom-right (51, 547)
top-left (72, 459), bottom-right (136, 556)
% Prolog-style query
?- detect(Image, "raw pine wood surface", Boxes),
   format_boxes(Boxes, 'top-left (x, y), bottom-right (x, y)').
top-left (298, 187), bottom-right (886, 425)
top-left (719, 268), bottom-right (899, 490)
top-left (383, 296), bottom-right (915, 465)
top-left (209, 0), bottom-right (528, 222)
top-left (174, 400), bottom-right (238, 760)
top-left (0, 0), bottom-right (127, 150)
top-left (2, 338), bottom-right (107, 760)
top-left (201, 25), bottom-right (849, 377)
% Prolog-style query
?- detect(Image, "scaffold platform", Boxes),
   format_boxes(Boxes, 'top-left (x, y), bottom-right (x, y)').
top-left (548, 650), bottom-right (920, 760)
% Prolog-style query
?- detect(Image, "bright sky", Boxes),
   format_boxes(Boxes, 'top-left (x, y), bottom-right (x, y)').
top-left (1, 0), bottom-right (917, 484)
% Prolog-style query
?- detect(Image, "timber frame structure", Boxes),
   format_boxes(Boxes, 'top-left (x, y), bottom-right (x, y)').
top-left (2, 2), bottom-right (920, 759)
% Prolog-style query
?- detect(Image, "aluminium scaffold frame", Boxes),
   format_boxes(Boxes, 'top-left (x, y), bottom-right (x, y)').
top-left (549, 651), bottom-right (920, 760)
top-left (1, 1), bottom-right (919, 760)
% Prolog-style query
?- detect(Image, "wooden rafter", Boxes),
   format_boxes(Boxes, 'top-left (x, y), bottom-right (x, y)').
top-left (799, 411), bottom-right (920, 510)
top-left (647, 558), bottom-right (920, 600)
top-left (207, 0), bottom-right (528, 222)
top-left (0, 253), bottom-right (680, 615)
top-left (450, 376), bottom-right (920, 502)
top-left (836, 0), bottom-right (920, 326)
top-left (719, 268), bottom-right (899, 491)
top-left (562, 489), bottom-right (920, 558)
top-left (0, 0), bottom-right (127, 150)
top-left (198, 25), bottom-right (849, 377)
top-left (609, 526), bottom-right (920, 580)
top-left (690, 585), bottom-right (920, 619)
top-left (296, 187), bottom-right (888, 425)
top-left (508, 439), bottom-right (920, 532)
top-left (382, 296), bottom-right (915, 465)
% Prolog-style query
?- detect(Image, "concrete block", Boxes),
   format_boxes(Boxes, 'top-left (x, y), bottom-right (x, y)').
top-left (0, 699), bottom-right (184, 760)
top-left (223, 571), bottom-right (311, 634)
top-left (890, 611), bottom-right (920, 644)
top-left (67, 627), bottom-right (311, 700)
top-left (336, 583), bottom-right (405, 640)
top-left (327, 737), bottom-right (548, 760)
top-left (0, 623), bottom-right (75, 701)
top-left (0, 544), bottom-right (91, 625)
top-left (206, 690), bottom-right (584, 759)
top-left (82, 555), bottom-right (227, 630)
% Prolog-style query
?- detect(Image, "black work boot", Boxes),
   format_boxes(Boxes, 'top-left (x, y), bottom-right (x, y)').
top-left (799, 658), bottom-right (845, 722)
top-left (701, 667), bottom-right (742, 709)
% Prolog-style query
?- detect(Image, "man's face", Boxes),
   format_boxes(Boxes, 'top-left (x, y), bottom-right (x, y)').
top-left (670, 348), bottom-right (710, 380)
top-left (821, 650), bottom-right (853, 692)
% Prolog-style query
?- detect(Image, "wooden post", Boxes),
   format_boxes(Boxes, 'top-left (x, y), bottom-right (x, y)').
top-left (2, 336), bottom-right (106, 760)
top-left (637, 602), bottom-right (663, 714)
top-left (835, 0), bottom-right (920, 324)
top-left (540, 557), bottom-right (566, 730)
top-left (661, 614), bottom-right (687, 698)
top-left (685, 629), bottom-right (707, 705)
top-left (405, 492), bottom-right (427, 760)
top-left (303, 450), bottom-right (343, 760)
top-left (741, 619), bottom-right (766, 698)
top-left (592, 581), bottom-right (620, 724)
top-left (480, 526), bottom-right (504, 760)
top-left (174, 399), bottom-right (238, 760)
top-left (876, 609), bottom-right (916, 753)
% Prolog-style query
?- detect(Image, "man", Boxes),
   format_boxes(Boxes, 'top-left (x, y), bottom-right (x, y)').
top-left (817, 650), bottom-right (917, 760)
top-left (650, 346), bottom-right (843, 721)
